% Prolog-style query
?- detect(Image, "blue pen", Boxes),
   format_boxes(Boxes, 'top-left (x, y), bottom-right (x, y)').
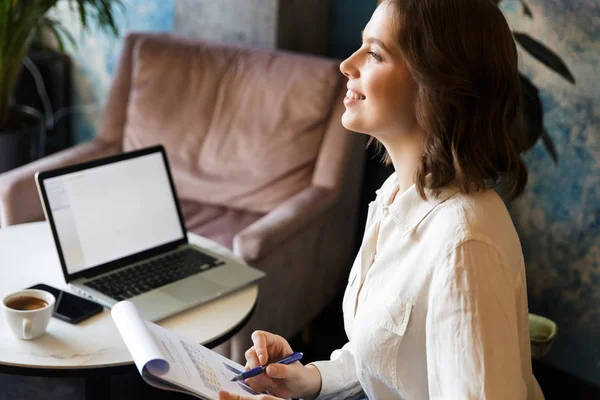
top-left (230, 352), bottom-right (303, 382)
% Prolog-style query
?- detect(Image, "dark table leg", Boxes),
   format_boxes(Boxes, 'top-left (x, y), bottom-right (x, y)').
top-left (85, 375), bottom-right (111, 400)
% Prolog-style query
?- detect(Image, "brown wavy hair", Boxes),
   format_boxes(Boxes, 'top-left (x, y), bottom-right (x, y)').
top-left (373, 0), bottom-right (528, 201)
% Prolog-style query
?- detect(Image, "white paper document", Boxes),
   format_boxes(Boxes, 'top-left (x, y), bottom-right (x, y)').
top-left (112, 301), bottom-right (260, 399)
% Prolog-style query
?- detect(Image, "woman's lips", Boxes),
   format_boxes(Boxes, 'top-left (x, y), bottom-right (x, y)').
top-left (344, 89), bottom-right (365, 107)
top-left (344, 97), bottom-right (364, 107)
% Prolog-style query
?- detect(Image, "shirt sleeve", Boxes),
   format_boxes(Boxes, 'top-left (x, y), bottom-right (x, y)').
top-left (426, 239), bottom-right (528, 399)
top-left (310, 342), bottom-right (365, 400)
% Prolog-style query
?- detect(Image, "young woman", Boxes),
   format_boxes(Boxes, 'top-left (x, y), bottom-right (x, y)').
top-left (220, 0), bottom-right (544, 398)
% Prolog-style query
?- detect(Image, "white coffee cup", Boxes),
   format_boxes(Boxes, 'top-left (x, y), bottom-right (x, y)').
top-left (2, 289), bottom-right (56, 340)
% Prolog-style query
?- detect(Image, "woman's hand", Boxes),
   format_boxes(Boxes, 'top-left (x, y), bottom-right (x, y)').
top-left (218, 391), bottom-right (280, 400)
top-left (241, 330), bottom-right (322, 399)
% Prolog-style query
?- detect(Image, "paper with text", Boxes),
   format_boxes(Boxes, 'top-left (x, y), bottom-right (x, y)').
top-left (112, 301), bottom-right (259, 400)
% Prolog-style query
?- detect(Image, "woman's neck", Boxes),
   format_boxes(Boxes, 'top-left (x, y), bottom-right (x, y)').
top-left (382, 131), bottom-right (424, 195)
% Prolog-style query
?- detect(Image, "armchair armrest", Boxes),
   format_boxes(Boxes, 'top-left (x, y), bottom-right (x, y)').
top-left (233, 186), bottom-right (338, 262)
top-left (0, 140), bottom-right (120, 226)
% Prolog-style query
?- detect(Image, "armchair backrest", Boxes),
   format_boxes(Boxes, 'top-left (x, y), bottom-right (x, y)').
top-left (99, 33), bottom-right (350, 213)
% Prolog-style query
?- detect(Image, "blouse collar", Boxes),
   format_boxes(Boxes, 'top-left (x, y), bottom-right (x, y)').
top-left (376, 172), bottom-right (459, 237)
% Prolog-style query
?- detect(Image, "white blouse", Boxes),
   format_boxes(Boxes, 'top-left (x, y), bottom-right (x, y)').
top-left (312, 173), bottom-right (544, 400)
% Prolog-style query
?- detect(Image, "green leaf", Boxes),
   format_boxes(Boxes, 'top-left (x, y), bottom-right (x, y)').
top-left (76, 0), bottom-right (88, 30)
top-left (0, 0), bottom-right (124, 129)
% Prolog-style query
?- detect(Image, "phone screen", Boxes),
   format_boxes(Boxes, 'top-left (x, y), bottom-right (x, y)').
top-left (28, 284), bottom-right (104, 324)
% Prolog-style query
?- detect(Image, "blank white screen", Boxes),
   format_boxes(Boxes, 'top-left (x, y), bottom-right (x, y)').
top-left (44, 152), bottom-right (184, 274)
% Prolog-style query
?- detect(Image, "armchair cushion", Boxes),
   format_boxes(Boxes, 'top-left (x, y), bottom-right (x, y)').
top-left (122, 34), bottom-right (342, 214)
top-left (233, 186), bottom-right (337, 262)
top-left (181, 200), bottom-right (265, 250)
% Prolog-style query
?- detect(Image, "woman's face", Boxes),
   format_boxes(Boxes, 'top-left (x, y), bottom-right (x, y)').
top-left (340, 3), bottom-right (419, 139)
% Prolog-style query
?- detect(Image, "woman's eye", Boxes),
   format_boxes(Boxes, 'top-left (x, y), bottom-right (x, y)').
top-left (368, 51), bottom-right (382, 61)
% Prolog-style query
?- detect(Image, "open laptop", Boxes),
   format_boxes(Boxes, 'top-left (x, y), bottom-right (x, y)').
top-left (35, 145), bottom-right (265, 322)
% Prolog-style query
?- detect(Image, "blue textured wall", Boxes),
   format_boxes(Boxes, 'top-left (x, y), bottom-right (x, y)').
top-left (500, 0), bottom-right (600, 386)
top-left (50, 0), bottom-right (174, 143)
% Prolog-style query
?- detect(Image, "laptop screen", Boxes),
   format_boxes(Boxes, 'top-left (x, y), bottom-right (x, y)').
top-left (42, 152), bottom-right (185, 275)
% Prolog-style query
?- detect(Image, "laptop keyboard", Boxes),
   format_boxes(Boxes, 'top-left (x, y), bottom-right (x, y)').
top-left (84, 248), bottom-right (226, 301)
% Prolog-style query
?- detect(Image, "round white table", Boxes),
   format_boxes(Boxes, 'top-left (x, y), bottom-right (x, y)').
top-left (0, 221), bottom-right (258, 399)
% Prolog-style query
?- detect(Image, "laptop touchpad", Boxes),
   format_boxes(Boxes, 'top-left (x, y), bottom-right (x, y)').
top-left (159, 275), bottom-right (226, 303)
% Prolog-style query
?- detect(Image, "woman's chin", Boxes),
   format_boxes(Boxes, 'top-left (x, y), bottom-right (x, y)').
top-left (341, 113), bottom-right (367, 133)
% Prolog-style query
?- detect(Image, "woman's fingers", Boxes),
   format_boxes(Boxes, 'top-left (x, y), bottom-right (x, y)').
top-left (244, 347), bottom-right (261, 368)
top-left (218, 390), bottom-right (256, 400)
top-left (251, 330), bottom-right (269, 364)
top-left (218, 390), bottom-right (279, 400)
top-left (250, 330), bottom-right (294, 365)
top-left (218, 390), bottom-right (243, 400)
top-left (241, 330), bottom-right (297, 395)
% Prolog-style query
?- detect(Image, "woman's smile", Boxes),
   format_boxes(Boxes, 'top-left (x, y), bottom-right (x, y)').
top-left (344, 88), bottom-right (366, 107)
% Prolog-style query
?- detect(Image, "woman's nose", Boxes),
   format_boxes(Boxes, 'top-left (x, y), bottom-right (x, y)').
top-left (340, 55), bottom-right (359, 79)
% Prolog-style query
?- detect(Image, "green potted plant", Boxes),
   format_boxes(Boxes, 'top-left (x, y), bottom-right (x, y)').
top-left (496, 0), bottom-right (576, 163)
top-left (0, 0), bottom-right (123, 173)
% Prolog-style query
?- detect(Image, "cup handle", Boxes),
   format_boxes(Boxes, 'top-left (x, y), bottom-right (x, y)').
top-left (22, 318), bottom-right (32, 340)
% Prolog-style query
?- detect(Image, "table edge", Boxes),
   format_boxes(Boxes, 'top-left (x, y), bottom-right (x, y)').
top-left (0, 293), bottom-right (258, 377)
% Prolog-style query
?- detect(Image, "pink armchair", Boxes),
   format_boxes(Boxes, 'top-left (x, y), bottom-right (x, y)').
top-left (0, 33), bottom-right (366, 362)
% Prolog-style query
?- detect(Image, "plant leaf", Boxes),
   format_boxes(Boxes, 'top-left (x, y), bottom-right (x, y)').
top-left (540, 128), bottom-right (558, 163)
top-left (0, 0), bottom-right (124, 129)
top-left (514, 32), bottom-right (576, 84)
top-left (76, 0), bottom-right (89, 30)
top-left (46, 17), bottom-right (78, 47)
top-left (69, 0), bottom-right (122, 36)
top-left (519, 0), bottom-right (533, 18)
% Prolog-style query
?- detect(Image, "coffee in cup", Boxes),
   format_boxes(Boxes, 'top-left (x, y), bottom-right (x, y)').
top-left (2, 289), bottom-right (55, 340)
top-left (5, 296), bottom-right (49, 311)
